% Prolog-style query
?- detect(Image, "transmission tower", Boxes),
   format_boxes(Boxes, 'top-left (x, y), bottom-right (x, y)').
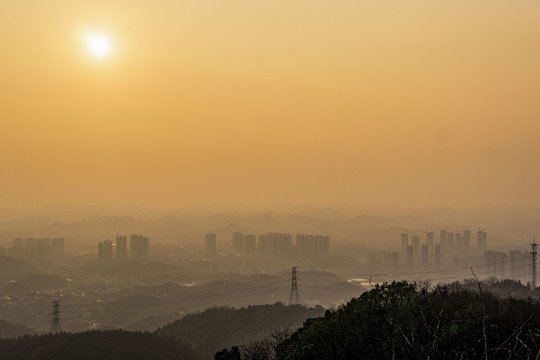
top-left (50, 300), bottom-right (62, 334)
top-left (289, 266), bottom-right (300, 305)
top-left (531, 238), bottom-right (537, 290)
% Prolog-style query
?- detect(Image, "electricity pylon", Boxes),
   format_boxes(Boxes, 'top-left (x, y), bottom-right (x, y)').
top-left (50, 300), bottom-right (62, 334)
top-left (289, 266), bottom-right (300, 305)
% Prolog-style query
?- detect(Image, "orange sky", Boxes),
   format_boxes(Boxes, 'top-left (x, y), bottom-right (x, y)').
top-left (1, 0), bottom-right (539, 209)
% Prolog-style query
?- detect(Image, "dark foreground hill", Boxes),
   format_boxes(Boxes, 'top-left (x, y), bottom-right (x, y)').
top-left (0, 330), bottom-right (203, 360)
top-left (218, 281), bottom-right (540, 360)
top-left (0, 303), bottom-right (323, 360)
top-left (157, 302), bottom-right (324, 358)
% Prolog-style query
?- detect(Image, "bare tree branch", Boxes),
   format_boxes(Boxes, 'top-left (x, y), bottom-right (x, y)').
top-left (471, 267), bottom-right (488, 360)
top-left (494, 297), bottom-right (540, 358)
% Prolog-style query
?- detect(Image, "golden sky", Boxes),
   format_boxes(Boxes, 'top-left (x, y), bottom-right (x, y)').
top-left (1, 0), bottom-right (539, 209)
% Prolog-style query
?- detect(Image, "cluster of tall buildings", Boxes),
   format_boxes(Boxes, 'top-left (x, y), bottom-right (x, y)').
top-left (257, 233), bottom-right (292, 258)
top-left (368, 230), bottom-right (534, 283)
top-left (4, 237), bottom-right (64, 262)
top-left (370, 230), bottom-right (489, 271)
top-left (397, 230), bottom-right (488, 267)
top-left (130, 234), bottom-right (149, 260)
top-left (205, 232), bottom-right (330, 259)
top-left (97, 240), bottom-right (113, 265)
top-left (295, 234), bottom-right (330, 259)
top-left (483, 249), bottom-right (532, 280)
top-left (98, 234), bottom-right (149, 265)
top-left (205, 234), bottom-right (217, 256)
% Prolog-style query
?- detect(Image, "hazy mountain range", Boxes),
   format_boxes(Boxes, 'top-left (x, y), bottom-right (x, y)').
top-left (0, 205), bottom-right (539, 250)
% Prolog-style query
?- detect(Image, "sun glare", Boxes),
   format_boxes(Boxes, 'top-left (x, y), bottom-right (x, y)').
top-left (85, 33), bottom-right (111, 58)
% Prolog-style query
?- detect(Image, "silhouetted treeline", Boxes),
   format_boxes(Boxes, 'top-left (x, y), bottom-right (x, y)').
top-left (481, 278), bottom-right (540, 298)
top-left (0, 330), bottom-right (203, 360)
top-left (157, 302), bottom-right (324, 358)
top-left (0, 303), bottom-right (323, 360)
top-left (218, 281), bottom-right (540, 360)
top-left (4, 281), bottom-right (540, 360)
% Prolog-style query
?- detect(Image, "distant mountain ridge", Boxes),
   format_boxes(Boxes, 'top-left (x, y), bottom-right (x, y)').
top-left (1, 205), bottom-right (540, 247)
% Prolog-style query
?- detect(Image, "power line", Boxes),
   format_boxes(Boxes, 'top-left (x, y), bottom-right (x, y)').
top-left (64, 262), bottom-right (532, 314)
top-left (13, 260), bottom-right (537, 327)
top-left (333, 255), bottom-right (531, 279)
top-left (40, 254), bottom-right (532, 315)
top-left (61, 277), bottom-right (292, 312)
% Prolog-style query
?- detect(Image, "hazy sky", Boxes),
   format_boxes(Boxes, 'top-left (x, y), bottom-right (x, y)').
top-left (1, 1), bottom-right (539, 209)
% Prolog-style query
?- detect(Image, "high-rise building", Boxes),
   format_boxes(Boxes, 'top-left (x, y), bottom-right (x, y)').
top-left (407, 245), bottom-right (413, 267)
top-left (51, 238), bottom-right (64, 257)
top-left (98, 240), bottom-right (113, 265)
top-left (434, 244), bottom-right (441, 267)
top-left (130, 234), bottom-right (149, 260)
top-left (383, 252), bottom-right (393, 266)
top-left (477, 230), bottom-right (487, 252)
top-left (412, 236), bottom-right (420, 261)
top-left (116, 235), bottom-right (127, 260)
top-left (296, 234), bottom-right (330, 259)
top-left (369, 254), bottom-right (381, 267)
top-left (440, 230), bottom-right (447, 255)
top-left (496, 252), bottom-right (508, 278)
top-left (455, 232), bottom-right (463, 255)
top-left (447, 232), bottom-right (454, 257)
top-left (9, 239), bottom-right (24, 259)
top-left (483, 250), bottom-right (496, 274)
top-left (21, 237), bottom-right (36, 259)
top-left (257, 234), bottom-right (267, 256)
top-left (24, 237), bottom-right (35, 250)
top-left (36, 238), bottom-right (50, 248)
top-left (244, 234), bottom-right (256, 256)
top-left (509, 250), bottom-right (529, 280)
top-left (421, 244), bottom-right (428, 267)
top-left (232, 232), bottom-right (244, 254)
top-left (205, 233), bottom-right (217, 256)
top-left (401, 233), bottom-right (409, 264)
top-left (483, 250), bottom-right (507, 278)
top-left (462, 230), bottom-right (471, 253)
top-left (392, 252), bottom-right (399, 270)
top-left (0, 246), bottom-right (5, 256)
top-left (383, 252), bottom-right (398, 273)
top-left (13, 238), bottom-right (22, 248)
top-left (267, 232), bottom-right (292, 258)
top-left (36, 238), bottom-right (51, 260)
top-left (426, 232), bottom-right (434, 257)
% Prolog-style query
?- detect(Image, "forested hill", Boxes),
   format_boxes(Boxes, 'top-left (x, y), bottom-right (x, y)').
top-left (2, 284), bottom-right (540, 360)
top-left (0, 330), bottom-right (203, 360)
top-left (0, 303), bottom-right (324, 360)
top-left (157, 302), bottom-right (325, 358)
top-left (218, 281), bottom-right (540, 360)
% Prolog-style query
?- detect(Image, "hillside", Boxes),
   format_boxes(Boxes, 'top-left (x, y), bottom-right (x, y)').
top-left (0, 330), bottom-right (203, 360)
top-left (157, 303), bottom-right (324, 358)
top-left (219, 281), bottom-right (540, 360)
top-left (0, 255), bottom-right (34, 274)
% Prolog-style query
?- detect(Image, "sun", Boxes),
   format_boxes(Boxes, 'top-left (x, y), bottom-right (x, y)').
top-left (85, 33), bottom-right (112, 58)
